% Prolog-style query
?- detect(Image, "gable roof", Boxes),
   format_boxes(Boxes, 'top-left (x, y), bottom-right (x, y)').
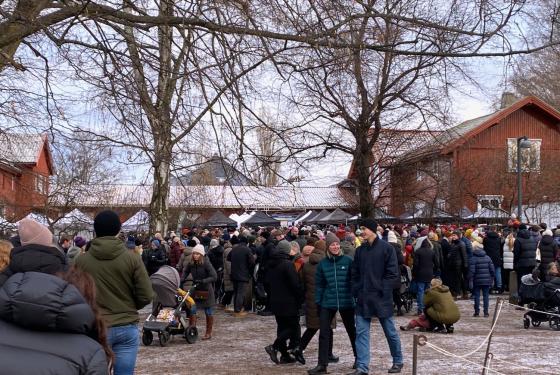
top-left (171, 156), bottom-right (255, 186)
top-left (0, 133), bottom-right (54, 174)
top-left (395, 95), bottom-right (560, 165)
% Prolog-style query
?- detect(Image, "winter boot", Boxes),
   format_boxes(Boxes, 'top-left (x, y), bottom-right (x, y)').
top-left (308, 365), bottom-right (327, 374)
top-left (188, 315), bottom-right (197, 327)
top-left (203, 315), bottom-right (213, 340)
top-left (291, 347), bottom-right (306, 365)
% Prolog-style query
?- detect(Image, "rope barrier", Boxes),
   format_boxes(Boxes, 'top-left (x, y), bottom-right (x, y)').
top-left (423, 342), bottom-right (506, 375)
top-left (489, 357), bottom-right (559, 374)
top-left (501, 300), bottom-right (560, 318)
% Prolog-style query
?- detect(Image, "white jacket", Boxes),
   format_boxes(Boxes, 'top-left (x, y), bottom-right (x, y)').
top-left (503, 236), bottom-right (515, 270)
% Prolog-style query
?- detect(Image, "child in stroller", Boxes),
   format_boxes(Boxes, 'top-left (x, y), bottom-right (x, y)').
top-left (398, 264), bottom-right (414, 314)
top-left (142, 266), bottom-right (199, 346)
top-left (519, 263), bottom-right (560, 331)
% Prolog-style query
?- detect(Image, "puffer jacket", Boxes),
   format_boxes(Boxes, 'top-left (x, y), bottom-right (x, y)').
top-left (0, 272), bottom-right (109, 374)
top-left (468, 249), bottom-right (495, 287)
top-left (315, 253), bottom-right (354, 310)
top-left (538, 235), bottom-right (558, 269)
top-left (424, 285), bottom-right (460, 325)
top-left (0, 243), bottom-right (67, 288)
top-left (502, 235), bottom-right (515, 270)
top-left (447, 240), bottom-right (467, 269)
top-left (483, 231), bottom-right (502, 267)
top-left (513, 230), bottom-right (537, 269)
top-left (302, 248), bottom-right (325, 329)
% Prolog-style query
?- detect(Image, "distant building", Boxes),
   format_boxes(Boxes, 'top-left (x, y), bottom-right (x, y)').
top-left (0, 133), bottom-right (54, 219)
top-left (171, 155), bottom-right (255, 186)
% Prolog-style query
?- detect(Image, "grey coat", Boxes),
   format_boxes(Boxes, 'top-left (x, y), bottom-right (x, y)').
top-left (223, 246), bottom-right (234, 292)
top-left (183, 257), bottom-right (217, 308)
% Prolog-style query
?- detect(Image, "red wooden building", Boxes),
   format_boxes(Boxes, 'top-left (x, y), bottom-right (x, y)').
top-left (0, 133), bottom-right (54, 220)
top-left (388, 95), bottom-right (560, 220)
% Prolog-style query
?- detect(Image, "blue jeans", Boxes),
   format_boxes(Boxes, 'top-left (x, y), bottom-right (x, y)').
top-left (355, 314), bottom-right (403, 373)
top-left (416, 281), bottom-right (431, 314)
top-left (108, 324), bottom-right (139, 375)
top-left (473, 285), bottom-right (490, 315)
top-left (191, 305), bottom-right (214, 316)
top-left (494, 266), bottom-right (502, 289)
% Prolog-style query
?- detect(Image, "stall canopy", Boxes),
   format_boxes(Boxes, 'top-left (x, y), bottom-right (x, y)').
top-left (242, 211), bottom-right (280, 227)
top-left (0, 216), bottom-right (16, 232)
top-left (54, 209), bottom-right (94, 232)
top-left (16, 212), bottom-right (50, 227)
top-left (306, 209), bottom-right (330, 224)
top-left (198, 210), bottom-right (237, 228)
top-left (318, 208), bottom-right (353, 225)
top-left (122, 210), bottom-right (150, 232)
top-left (294, 210), bottom-right (318, 225)
top-left (348, 210), bottom-right (395, 223)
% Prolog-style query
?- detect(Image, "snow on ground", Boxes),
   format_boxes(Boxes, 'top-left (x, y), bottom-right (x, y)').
top-left (135, 295), bottom-right (560, 374)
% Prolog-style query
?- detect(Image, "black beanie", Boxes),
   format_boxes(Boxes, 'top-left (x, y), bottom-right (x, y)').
top-left (94, 210), bottom-right (122, 237)
top-left (360, 218), bottom-right (378, 233)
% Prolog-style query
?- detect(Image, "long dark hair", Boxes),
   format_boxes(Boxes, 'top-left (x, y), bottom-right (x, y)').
top-left (60, 266), bottom-right (114, 370)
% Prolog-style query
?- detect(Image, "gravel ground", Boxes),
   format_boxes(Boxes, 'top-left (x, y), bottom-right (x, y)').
top-left (135, 295), bottom-right (560, 374)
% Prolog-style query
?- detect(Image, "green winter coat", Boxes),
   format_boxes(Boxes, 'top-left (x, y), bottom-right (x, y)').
top-left (315, 254), bottom-right (354, 310)
top-left (424, 285), bottom-right (460, 325)
top-left (75, 236), bottom-right (154, 327)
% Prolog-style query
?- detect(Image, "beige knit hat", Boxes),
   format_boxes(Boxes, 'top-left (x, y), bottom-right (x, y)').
top-left (19, 218), bottom-right (53, 247)
top-left (192, 244), bottom-right (205, 256)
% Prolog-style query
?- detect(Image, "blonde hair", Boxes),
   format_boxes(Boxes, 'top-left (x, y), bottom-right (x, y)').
top-left (290, 241), bottom-right (301, 256)
top-left (0, 240), bottom-right (13, 272)
top-left (506, 233), bottom-right (515, 250)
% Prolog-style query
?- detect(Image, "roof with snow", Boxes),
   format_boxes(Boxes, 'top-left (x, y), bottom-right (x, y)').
top-left (51, 184), bottom-right (355, 211)
top-left (0, 133), bottom-right (54, 174)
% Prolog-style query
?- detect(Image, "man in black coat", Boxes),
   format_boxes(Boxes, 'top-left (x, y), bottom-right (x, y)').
top-left (513, 225), bottom-right (537, 294)
top-left (483, 228), bottom-right (503, 293)
top-left (0, 219), bottom-right (67, 288)
top-left (227, 235), bottom-right (255, 316)
top-left (446, 231), bottom-right (468, 298)
top-left (264, 240), bottom-right (303, 365)
top-left (412, 238), bottom-right (437, 315)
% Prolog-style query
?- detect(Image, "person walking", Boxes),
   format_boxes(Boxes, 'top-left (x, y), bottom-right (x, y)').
top-left (265, 240), bottom-right (303, 365)
top-left (182, 244), bottom-right (217, 340)
top-left (75, 210), bottom-right (153, 375)
top-left (351, 219), bottom-right (403, 375)
top-left (307, 234), bottom-right (356, 374)
top-left (227, 236), bottom-right (255, 317)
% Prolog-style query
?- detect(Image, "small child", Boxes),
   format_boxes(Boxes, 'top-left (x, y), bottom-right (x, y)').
top-left (468, 239), bottom-right (495, 317)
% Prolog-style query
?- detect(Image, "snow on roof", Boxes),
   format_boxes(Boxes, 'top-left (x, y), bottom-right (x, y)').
top-left (54, 209), bottom-right (94, 231)
top-left (16, 212), bottom-right (50, 226)
top-left (52, 184), bottom-right (354, 210)
top-left (0, 133), bottom-right (46, 165)
top-left (122, 210), bottom-right (150, 232)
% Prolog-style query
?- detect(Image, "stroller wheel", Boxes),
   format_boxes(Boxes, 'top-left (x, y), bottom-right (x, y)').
top-left (185, 326), bottom-right (198, 344)
top-left (523, 318), bottom-right (530, 329)
top-left (158, 331), bottom-right (170, 347)
top-left (549, 317), bottom-right (560, 331)
top-left (531, 319), bottom-right (541, 327)
top-left (142, 330), bottom-right (153, 346)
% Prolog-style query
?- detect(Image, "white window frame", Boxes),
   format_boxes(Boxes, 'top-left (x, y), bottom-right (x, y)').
top-left (477, 195), bottom-right (503, 211)
top-left (436, 198), bottom-right (446, 211)
top-left (507, 138), bottom-right (541, 173)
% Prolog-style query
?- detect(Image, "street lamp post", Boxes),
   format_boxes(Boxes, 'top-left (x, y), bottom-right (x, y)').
top-left (517, 136), bottom-right (532, 221)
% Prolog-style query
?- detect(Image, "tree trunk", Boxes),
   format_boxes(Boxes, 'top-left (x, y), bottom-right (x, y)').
top-left (149, 125), bottom-right (172, 234)
top-left (354, 134), bottom-right (375, 219)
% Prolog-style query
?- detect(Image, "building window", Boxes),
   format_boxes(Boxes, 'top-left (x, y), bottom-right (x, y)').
top-left (436, 198), bottom-right (446, 211)
top-left (477, 195), bottom-right (503, 211)
top-left (11, 176), bottom-right (15, 191)
top-left (35, 175), bottom-right (46, 194)
top-left (507, 138), bottom-right (541, 172)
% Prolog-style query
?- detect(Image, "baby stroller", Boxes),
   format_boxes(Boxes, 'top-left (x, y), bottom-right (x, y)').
top-left (142, 266), bottom-right (199, 346)
top-left (519, 274), bottom-right (560, 331)
top-left (399, 265), bottom-right (414, 313)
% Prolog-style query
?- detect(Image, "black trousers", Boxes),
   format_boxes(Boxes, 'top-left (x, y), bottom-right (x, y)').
top-left (300, 327), bottom-right (334, 353)
top-left (447, 266), bottom-right (462, 297)
top-left (233, 281), bottom-right (248, 313)
top-left (273, 315), bottom-right (300, 355)
top-left (318, 308), bottom-right (356, 366)
top-left (393, 289), bottom-right (402, 310)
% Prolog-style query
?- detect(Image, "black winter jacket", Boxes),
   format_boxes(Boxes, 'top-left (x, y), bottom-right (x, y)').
top-left (514, 230), bottom-right (538, 269)
top-left (483, 231), bottom-right (503, 267)
top-left (412, 240), bottom-right (436, 283)
top-left (0, 272), bottom-right (109, 374)
top-left (0, 244), bottom-right (67, 288)
top-left (538, 235), bottom-right (558, 270)
top-left (447, 240), bottom-right (467, 269)
top-left (227, 244), bottom-right (255, 282)
top-left (390, 243), bottom-right (405, 289)
top-left (267, 252), bottom-right (303, 316)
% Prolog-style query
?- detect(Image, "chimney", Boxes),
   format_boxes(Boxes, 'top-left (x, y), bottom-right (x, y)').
top-left (500, 92), bottom-right (517, 109)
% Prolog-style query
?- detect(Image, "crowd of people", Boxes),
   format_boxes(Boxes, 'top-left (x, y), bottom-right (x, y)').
top-left (1, 209), bottom-right (560, 374)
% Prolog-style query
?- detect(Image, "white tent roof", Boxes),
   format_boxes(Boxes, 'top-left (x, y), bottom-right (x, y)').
top-left (16, 212), bottom-right (50, 227)
top-left (0, 216), bottom-right (16, 231)
top-left (122, 210), bottom-right (150, 232)
top-left (294, 210), bottom-right (314, 224)
top-left (229, 212), bottom-right (254, 227)
top-left (54, 209), bottom-right (94, 231)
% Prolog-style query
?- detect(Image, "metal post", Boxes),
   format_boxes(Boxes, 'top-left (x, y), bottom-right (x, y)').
top-left (412, 334), bottom-right (419, 375)
top-left (517, 138), bottom-right (522, 220)
top-left (482, 298), bottom-right (502, 375)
